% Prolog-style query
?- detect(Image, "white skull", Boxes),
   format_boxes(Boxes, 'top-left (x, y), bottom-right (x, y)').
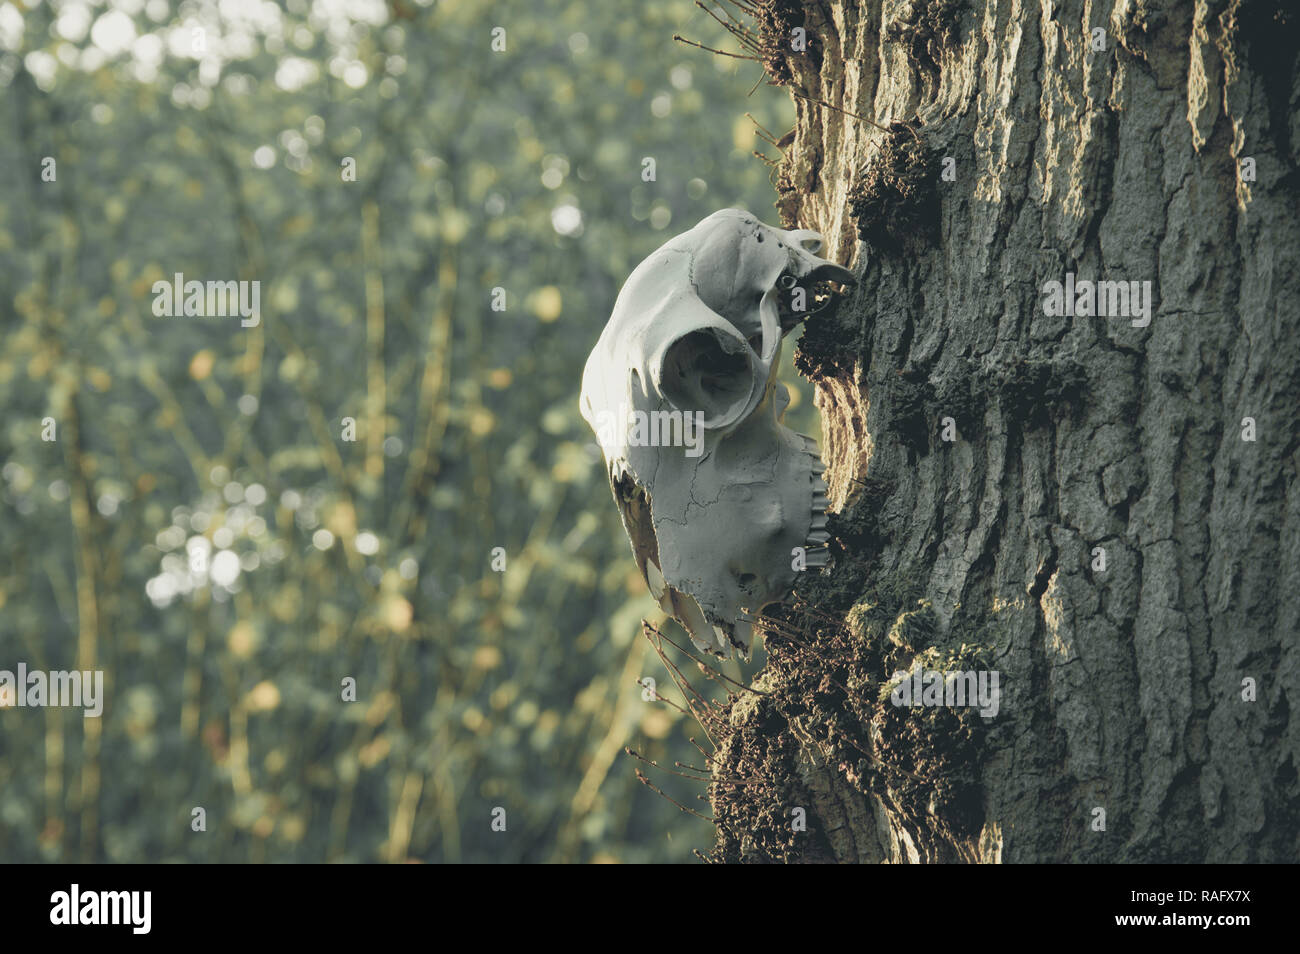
top-left (580, 209), bottom-right (855, 657)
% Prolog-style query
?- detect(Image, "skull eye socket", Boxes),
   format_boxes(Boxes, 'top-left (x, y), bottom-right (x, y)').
top-left (659, 328), bottom-right (755, 427)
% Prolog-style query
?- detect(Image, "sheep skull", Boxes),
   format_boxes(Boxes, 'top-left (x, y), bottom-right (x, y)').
top-left (580, 209), bottom-right (853, 657)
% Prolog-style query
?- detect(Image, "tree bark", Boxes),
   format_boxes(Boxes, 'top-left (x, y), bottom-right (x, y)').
top-left (709, 0), bottom-right (1300, 863)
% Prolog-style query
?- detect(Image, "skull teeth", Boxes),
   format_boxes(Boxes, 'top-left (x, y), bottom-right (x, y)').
top-left (710, 620), bottom-right (752, 658)
top-left (730, 619), bottom-right (753, 654)
top-left (695, 627), bottom-right (727, 657)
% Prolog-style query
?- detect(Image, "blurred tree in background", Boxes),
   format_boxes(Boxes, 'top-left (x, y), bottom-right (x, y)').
top-left (0, 0), bottom-right (810, 862)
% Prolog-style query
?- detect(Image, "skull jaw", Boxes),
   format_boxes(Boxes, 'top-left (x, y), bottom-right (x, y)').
top-left (647, 416), bottom-right (830, 660)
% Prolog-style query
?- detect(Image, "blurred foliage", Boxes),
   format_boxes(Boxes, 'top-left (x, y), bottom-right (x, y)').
top-left (0, 0), bottom-right (811, 862)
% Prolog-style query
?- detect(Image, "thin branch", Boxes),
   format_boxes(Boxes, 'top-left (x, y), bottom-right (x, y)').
top-left (635, 771), bottom-right (716, 822)
top-left (788, 89), bottom-right (921, 140)
top-left (672, 34), bottom-right (758, 60)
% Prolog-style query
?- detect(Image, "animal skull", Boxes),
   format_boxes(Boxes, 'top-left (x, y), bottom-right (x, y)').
top-left (579, 209), bottom-right (854, 657)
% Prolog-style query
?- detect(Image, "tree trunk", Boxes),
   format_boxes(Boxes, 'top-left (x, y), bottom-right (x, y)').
top-left (708, 0), bottom-right (1299, 863)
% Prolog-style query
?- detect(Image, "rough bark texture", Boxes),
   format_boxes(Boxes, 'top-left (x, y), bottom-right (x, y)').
top-left (709, 0), bottom-right (1300, 863)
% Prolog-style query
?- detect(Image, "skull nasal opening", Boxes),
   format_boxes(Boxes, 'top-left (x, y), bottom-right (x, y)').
top-left (786, 229), bottom-right (824, 254)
